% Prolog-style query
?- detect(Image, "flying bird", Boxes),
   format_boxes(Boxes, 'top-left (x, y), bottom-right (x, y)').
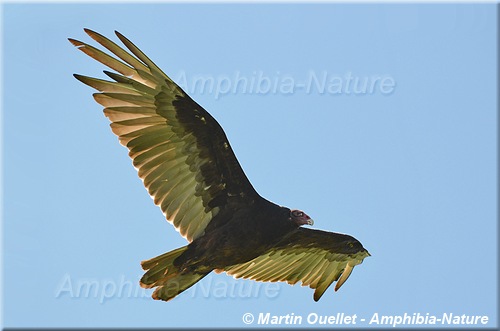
top-left (69, 29), bottom-right (370, 302)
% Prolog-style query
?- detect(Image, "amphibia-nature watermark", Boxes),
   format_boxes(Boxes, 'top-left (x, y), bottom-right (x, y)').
top-left (174, 70), bottom-right (396, 99)
top-left (54, 273), bottom-right (281, 303)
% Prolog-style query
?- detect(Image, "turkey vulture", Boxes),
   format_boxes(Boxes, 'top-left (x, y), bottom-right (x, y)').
top-left (69, 29), bottom-right (370, 302)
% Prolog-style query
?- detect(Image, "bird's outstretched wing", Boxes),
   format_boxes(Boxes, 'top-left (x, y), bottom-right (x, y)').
top-left (69, 29), bottom-right (259, 242)
top-left (222, 228), bottom-right (370, 301)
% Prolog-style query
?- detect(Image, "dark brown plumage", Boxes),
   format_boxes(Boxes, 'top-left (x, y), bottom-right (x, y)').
top-left (70, 29), bottom-right (370, 302)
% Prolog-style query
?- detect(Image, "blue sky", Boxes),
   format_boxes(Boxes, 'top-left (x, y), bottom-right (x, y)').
top-left (2, 3), bottom-right (497, 328)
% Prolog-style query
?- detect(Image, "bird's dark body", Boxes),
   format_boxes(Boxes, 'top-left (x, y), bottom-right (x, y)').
top-left (175, 197), bottom-right (297, 272)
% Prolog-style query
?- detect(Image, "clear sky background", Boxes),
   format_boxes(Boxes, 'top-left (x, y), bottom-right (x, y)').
top-left (2, 3), bottom-right (497, 328)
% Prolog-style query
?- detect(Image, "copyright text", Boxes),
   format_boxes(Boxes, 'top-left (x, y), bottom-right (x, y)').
top-left (242, 312), bottom-right (490, 327)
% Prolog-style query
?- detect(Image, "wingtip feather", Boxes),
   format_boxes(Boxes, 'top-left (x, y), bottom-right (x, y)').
top-left (114, 30), bottom-right (130, 46)
top-left (73, 73), bottom-right (87, 82)
top-left (334, 264), bottom-right (354, 292)
top-left (68, 38), bottom-right (83, 48)
top-left (114, 30), bottom-right (125, 40)
top-left (73, 74), bottom-right (91, 86)
top-left (84, 28), bottom-right (102, 39)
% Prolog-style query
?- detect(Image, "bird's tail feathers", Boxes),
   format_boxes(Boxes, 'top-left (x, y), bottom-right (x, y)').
top-left (140, 246), bottom-right (208, 301)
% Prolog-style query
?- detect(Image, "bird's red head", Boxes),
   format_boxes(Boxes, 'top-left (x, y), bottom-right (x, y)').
top-left (290, 209), bottom-right (314, 226)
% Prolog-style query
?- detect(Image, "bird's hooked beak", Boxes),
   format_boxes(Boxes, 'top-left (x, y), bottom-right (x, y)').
top-left (295, 217), bottom-right (314, 226)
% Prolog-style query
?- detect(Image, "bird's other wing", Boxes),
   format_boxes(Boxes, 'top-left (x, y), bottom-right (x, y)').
top-left (222, 228), bottom-right (370, 301)
top-left (69, 29), bottom-right (259, 242)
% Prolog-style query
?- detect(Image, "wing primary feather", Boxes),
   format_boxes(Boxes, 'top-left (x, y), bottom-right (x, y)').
top-left (103, 71), bottom-right (158, 95)
top-left (74, 75), bottom-right (143, 95)
top-left (69, 39), bottom-right (136, 77)
top-left (313, 262), bottom-right (341, 301)
top-left (84, 28), bottom-right (150, 72)
top-left (114, 31), bottom-right (170, 79)
top-left (334, 263), bottom-right (354, 292)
